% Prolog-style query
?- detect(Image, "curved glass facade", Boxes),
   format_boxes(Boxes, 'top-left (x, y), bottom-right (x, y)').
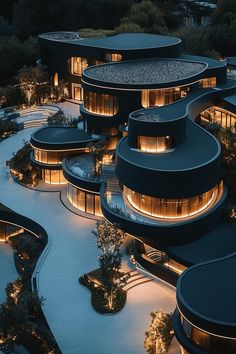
top-left (141, 85), bottom-right (190, 108)
top-left (124, 182), bottom-right (223, 220)
top-left (179, 312), bottom-right (236, 354)
top-left (137, 136), bottom-right (173, 153)
top-left (42, 169), bottom-right (67, 185)
top-left (34, 149), bottom-right (66, 165)
top-left (84, 91), bottom-right (118, 116)
top-left (67, 183), bottom-right (102, 216)
top-left (200, 106), bottom-right (236, 133)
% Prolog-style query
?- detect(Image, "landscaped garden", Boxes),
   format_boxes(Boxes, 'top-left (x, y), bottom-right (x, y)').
top-left (0, 227), bottom-right (60, 354)
top-left (9, 141), bottom-right (41, 186)
top-left (79, 220), bottom-right (130, 314)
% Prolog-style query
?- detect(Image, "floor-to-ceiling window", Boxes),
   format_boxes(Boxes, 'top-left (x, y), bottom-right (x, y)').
top-left (84, 91), bottom-right (118, 116)
top-left (142, 86), bottom-right (190, 108)
top-left (67, 183), bottom-right (102, 216)
top-left (42, 169), bottom-right (67, 185)
top-left (69, 57), bottom-right (88, 76)
top-left (124, 182), bottom-right (223, 220)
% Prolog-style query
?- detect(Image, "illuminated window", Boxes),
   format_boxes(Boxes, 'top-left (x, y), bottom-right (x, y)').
top-left (105, 53), bottom-right (122, 62)
top-left (69, 57), bottom-right (88, 76)
top-left (84, 91), bottom-right (118, 116)
top-left (34, 149), bottom-right (65, 165)
top-left (137, 136), bottom-right (173, 153)
top-left (199, 77), bottom-right (216, 88)
top-left (142, 86), bottom-right (190, 108)
top-left (42, 169), bottom-right (67, 185)
top-left (67, 184), bottom-right (102, 216)
top-left (124, 182), bottom-right (223, 220)
top-left (200, 106), bottom-right (236, 133)
top-left (181, 316), bottom-right (236, 353)
top-left (72, 83), bottom-right (83, 101)
top-left (53, 73), bottom-right (59, 87)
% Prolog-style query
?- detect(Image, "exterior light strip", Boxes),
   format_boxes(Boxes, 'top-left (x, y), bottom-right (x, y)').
top-left (177, 305), bottom-right (236, 340)
top-left (30, 144), bottom-right (89, 153)
top-left (0, 220), bottom-right (40, 240)
top-left (67, 181), bottom-right (100, 195)
top-left (81, 78), bottom-right (202, 92)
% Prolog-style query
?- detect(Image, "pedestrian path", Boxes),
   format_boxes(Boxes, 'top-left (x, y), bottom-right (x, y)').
top-left (0, 109), bottom-right (178, 354)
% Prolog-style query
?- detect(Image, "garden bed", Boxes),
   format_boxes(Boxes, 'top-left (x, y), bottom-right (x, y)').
top-left (79, 269), bottom-right (127, 314)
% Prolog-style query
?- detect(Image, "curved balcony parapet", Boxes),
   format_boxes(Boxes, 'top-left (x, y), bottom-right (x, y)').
top-left (100, 182), bottom-right (227, 247)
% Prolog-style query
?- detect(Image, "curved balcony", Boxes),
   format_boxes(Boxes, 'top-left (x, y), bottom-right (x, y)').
top-left (63, 153), bottom-right (116, 192)
top-left (100, 180), bottom-right (227, 247)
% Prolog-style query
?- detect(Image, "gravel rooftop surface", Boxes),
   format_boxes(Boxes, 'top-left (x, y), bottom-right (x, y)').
top-left (85, 59), bottom-right (207, 85)
top-left (40, 32), bottom-right (80, 41)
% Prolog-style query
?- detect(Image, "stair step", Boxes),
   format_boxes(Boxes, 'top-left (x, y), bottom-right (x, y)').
top-left (126, 274), bottom-right (147, 284)
top-left (123, 278), bottom-right (153, 291)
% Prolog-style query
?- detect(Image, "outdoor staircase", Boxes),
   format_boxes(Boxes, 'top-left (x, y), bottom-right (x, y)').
top-left (106, 177), bottom-right (121, 195)
top-left (146, 249), bottom-right (164, 263)
top-left (101, 164), bottom-right (115, 180)
top-left (23, 118), bottom-right (48, 128)
top-left (122, 270), bottom-right (153, 291)
top-left (102, 164), bottom-right (121, 195)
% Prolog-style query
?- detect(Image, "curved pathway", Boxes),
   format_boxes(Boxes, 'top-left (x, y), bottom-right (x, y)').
top-left (0, 127), bottom-right (178, 353)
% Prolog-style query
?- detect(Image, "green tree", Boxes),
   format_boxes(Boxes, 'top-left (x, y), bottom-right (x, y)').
top-left (117, 0), bottom-right (167, 34)
top-left (87, 140), bottom-right (107, 177)
top-left (92, 220), bottom-right (126, 309)
top-left (173, 25), bottom-right (214, 56)
top-left (0, 35), bottom-right (39, 85)
top-left (144, 311), bottom-right (174, 354)
top-left (0, 84), bottom-right (23, 107)
top-left (17, 64), bottom-right (49, 106)
top-left (211, 0), bottom-right (236, 26)
top-left (10, 141), bottom-right (41, 185)
top-left (116, 22), bottom-right (143, 34)
top-left (0, 119), bottom-right (17, 138)
top-left (47, 110), bottom-right (69, 126)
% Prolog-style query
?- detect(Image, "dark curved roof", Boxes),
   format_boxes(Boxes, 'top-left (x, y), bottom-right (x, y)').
top-left (39, 32), bottom-right (181, 50)
top-left (117, 120), bottom-right (219, 171)
top-left (177, 252), bottom-right (236, 337)
top-left (83, 58), bottom-right (207, 88)
top-left (181, 54), bottom-right (226, 69)
top-left (31, 126), bottom-right (97, 150)
top-left (165, 221), bottom-right (236, 266)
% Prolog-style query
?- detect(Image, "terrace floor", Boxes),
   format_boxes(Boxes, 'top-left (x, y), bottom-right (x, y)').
top-left (0, 107), bottom-right (179, 354)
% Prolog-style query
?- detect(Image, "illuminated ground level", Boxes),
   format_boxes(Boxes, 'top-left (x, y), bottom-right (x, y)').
top-left (0, 121), bottom-right (179, 353)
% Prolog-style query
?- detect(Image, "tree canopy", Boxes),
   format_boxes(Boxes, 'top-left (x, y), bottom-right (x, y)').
top-left (117, 0), bottom-right (167, 34)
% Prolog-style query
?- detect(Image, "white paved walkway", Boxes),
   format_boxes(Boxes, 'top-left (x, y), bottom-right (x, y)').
top-left (0, 126), bottom-right (178, 354)
top-left (0, 243), bottom-right (18, 303)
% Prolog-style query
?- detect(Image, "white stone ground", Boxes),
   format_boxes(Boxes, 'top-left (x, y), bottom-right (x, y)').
top-left (0, 117), bottom-right (179, 354)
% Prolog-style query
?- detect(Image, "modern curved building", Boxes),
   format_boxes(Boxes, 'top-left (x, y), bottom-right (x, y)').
top-left (36, 31), bottom-right (236, 353)
top-left (39, 31), bottom-right (182, 103)
top-left (30, 125), bottom-right (98, 184)
top-left (174, 254), bottom-right (236, 354)
top-left (80, 57), bottom-right (211, 148)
